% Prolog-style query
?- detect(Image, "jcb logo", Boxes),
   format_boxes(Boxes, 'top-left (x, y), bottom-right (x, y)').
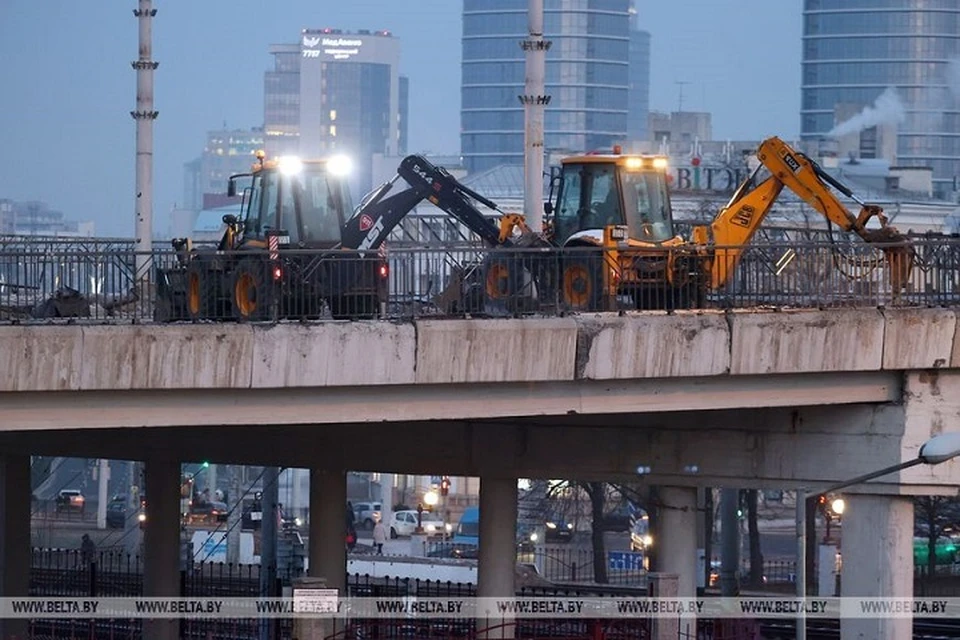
top-left (731, 205), bottom-right (755, 228)
top-left (782, 152), bottom-right (801, 173)
top-left (358, 217), bottom-right (385, 251)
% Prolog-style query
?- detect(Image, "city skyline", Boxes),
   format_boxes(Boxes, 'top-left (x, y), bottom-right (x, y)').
top-left (1, 1), bottom-right (802, 237)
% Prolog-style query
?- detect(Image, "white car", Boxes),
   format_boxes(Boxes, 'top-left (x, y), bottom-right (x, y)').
top-left (389, 510), bottom-right (450, 538)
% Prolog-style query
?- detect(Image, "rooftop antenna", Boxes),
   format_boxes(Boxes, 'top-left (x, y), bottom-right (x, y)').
top-left (132, 0), bottom-right (158, 283)
top-left (676, 80), bottom-right (690, 113)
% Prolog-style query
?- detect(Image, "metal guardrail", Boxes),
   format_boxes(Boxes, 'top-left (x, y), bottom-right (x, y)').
top-left (1, 236), bottom-right (958, 324)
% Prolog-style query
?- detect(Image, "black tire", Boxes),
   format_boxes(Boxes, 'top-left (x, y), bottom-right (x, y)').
top-left (330, 295), bottom-right (378, 320)
top-left (230, 259), bottom-right (274, 321)
top-left (390, 527), bottom-right (398, 539)
top-left (560, 253), bottom-right (605, 312)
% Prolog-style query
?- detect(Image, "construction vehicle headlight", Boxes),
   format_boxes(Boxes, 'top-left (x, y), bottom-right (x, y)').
top-left (277, 156), bottom-right (304, 175)
top-left (643, 534), bottom-right (653, 547)
top-left (652, 157), bottom-right (668, 170)
top-left (529, 532), bottom-right (538, 542)
top-left (138, 513), bottom-right (147, 523)
top-left (328, 154), bottom-right (352, 176)
top-left (624, 157), bottom-right (644, 170)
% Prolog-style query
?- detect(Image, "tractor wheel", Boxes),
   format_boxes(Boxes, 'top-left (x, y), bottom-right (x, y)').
top-left (230, 259), bottom-right (274, 321)
top-left (185, 261), bottom-right (217, 320)
top-left (481, 254), bottom-right (527, 314)
top-left (561, 254), bottom-right (604, 312)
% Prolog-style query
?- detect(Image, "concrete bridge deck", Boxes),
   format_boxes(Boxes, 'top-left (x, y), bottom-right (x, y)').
top-left (0, 307), bottom-right (956, 429)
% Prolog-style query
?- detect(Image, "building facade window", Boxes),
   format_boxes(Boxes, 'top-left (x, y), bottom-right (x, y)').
top-left (801, 1), bottom-right (960, 197)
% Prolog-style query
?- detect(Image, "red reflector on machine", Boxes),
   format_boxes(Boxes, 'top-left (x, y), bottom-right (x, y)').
top-left (379, 264), bottom-right (389, 278)
top-left (273, 266), bottom-right (283, 280)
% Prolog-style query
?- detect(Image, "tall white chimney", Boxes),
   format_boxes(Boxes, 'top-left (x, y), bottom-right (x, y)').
top-left (132, 0), bottom-right (158, 278)
top-left (520, 0), bottom-right (551, 232)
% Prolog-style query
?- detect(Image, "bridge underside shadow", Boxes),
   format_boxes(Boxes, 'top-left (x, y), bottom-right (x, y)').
top-left (0, 400), bottom-right (948, 493)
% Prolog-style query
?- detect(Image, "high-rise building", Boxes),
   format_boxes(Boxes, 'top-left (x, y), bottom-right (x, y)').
top-left (801, 0), bottom-right (960, 198)
top-left (182, 127), bottom-right (265, 212)
top-left (461, 0), bottom-right (633, 173)
top-left (628, 4), bottom-right (651, 145)
top-left (264, 29), bottom-right (409, 196)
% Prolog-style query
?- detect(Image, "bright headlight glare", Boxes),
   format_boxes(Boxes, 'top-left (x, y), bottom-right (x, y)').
top-left (328, 154), bottom-right (352, 176)
top-left (277, 156), bottom-right (304, 175)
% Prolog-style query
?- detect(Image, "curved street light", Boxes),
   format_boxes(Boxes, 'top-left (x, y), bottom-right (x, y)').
top-left (796, 432), bottom-right (960, 640)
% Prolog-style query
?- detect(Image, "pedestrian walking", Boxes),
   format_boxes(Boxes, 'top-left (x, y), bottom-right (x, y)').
top-left (80, 533), bottom-right (96, 566)
top-left (372, 517), bottom-right (387, 555)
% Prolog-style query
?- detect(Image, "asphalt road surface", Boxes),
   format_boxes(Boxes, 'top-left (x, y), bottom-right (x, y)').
top-left (33, 517), bottom-right (802, 562)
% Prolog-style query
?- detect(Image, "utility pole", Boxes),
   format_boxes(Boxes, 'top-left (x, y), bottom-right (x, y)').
top-left (259, 466), bottom-right (279, 640)
top-left (227, 467), bottom-right (241, 565)
top-left (719, 488), bottom-right (739, 596)
top-left (132, 0), bottom-right (158, 283)
top-left (520, 0), bottom-right (551, 231)
top-left (124, 461), bottom-right (142, 557)
top-left (97, 459), bottom-right (109, 530)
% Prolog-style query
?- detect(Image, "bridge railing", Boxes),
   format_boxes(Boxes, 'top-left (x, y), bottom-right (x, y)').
top-left (1, 236), bottom-right (958, 324)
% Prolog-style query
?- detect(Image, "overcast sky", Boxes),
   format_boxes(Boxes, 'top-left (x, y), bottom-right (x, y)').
top-left (0, 1), bottom-right (801, 237)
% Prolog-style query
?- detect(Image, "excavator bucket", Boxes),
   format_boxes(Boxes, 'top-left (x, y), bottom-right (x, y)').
top-left (862, 225), bottom-right (915, 298)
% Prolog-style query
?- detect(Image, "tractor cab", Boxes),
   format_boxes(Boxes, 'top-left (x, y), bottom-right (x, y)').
top-left (226, 154), bottom-right (354, 250)
top-left (546, 149), bottom-right (677, 247)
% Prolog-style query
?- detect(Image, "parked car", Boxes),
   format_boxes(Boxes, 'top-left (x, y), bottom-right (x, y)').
top-left (56, 489), bottom-right (85, 514)
top-left (353, 502), bottom-right (381, 529)
top-left (389, 510), bottom-right (448, 538)
top-left (184, 501), bottom-right (228, 526)
top-left (544, 516), bottom-right (575, 543)
top-left (106, 495), bottom-right (147, 529)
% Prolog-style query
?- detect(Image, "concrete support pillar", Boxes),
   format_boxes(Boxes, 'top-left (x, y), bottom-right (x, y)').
top-left (478, 475), bottom-right (517, 639)
top-left (840, 494), bottom-right (914, 640)
top-left (658, 487), bottom-right (699, 600)
top-left (142, 457), bottom-right (181, 640)
top-left (380, 473), bottom-right (394, 532)
top-left (0, 455), bottom-right (29, 640)
top-left (309, 469), bottom-right (347, 594)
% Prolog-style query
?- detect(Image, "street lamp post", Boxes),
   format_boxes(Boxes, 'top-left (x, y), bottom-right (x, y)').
top-left (795, 432), bottom-right (960, 640)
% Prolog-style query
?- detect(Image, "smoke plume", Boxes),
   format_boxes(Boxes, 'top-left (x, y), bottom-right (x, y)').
top-left (828, 87), bottom-right (905, 138)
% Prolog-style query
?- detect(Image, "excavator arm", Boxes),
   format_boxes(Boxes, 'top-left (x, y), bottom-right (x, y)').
top-left (340, 155), bottom-right (532, 251)
top-left (698, 136), bottom-right (914, 291)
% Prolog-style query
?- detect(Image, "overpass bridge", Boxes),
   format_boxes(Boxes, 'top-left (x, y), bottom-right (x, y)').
top-left (2, 236), bottom-right (960, 639)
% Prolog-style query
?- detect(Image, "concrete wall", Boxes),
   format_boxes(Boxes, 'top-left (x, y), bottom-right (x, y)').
top-left (0, 308), bottom-right (957, 392)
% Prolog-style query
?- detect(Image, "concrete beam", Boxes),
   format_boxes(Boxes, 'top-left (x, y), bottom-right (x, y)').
top-left (80, 325), bottom-right (254, 390)
top-left (0, 326), bottom-right (84, 391)
top-left (729, 309), bottom-right (885, 375)
top-left (882, 308), bottom-right (956, 370)
top-left (0, 371), bottom-right (900, 430)
top-left (577, 312), bottom-right (729, 379)
top-left (5, 400), bottom-right (959, 495)
top-left (252, 323), bottom-right (415, 388)
top-left (415, 318), bottom-right (578, 384)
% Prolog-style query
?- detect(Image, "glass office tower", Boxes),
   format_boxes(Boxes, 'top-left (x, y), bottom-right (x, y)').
top-left (801, 0), bottom-right (960, 197)
top-left (461, 0), bottom-right (632, 173)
